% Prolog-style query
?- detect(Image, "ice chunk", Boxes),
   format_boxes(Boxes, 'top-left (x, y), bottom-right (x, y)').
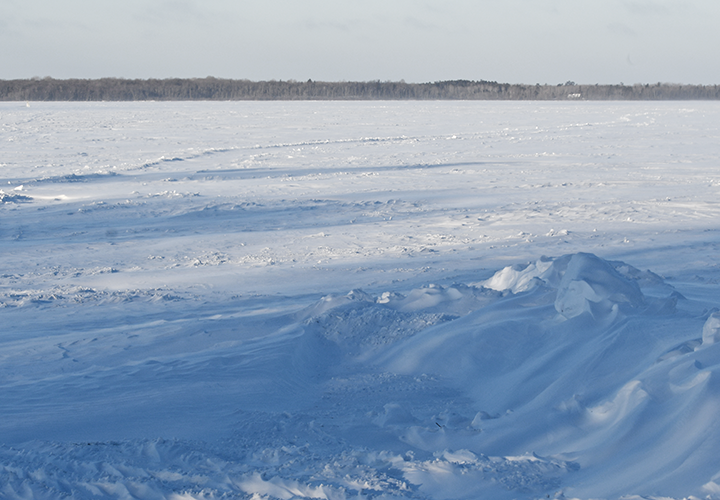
top-left (480, 257), bottom-right (554, 293)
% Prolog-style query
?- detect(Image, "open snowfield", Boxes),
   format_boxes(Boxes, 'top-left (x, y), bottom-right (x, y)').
top-left (2, 100), bottom-right (720, 500)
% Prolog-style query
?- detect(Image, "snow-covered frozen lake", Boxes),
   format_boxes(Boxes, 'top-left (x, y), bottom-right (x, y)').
top-left (2, 101), bottom-right (720, 499)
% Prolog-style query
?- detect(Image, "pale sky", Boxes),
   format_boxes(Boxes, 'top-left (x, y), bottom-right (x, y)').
top-left (1, 0), bottom-right (718, 84)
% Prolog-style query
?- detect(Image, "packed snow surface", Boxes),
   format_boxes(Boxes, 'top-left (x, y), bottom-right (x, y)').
top-left (2, 101), bottom-right (720, 499)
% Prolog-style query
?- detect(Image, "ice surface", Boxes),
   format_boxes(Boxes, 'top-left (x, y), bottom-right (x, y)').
top-left (2, 101), bottom-right (720, 499)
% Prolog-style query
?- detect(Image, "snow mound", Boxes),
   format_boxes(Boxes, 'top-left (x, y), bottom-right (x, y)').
top-left (554, 253), bottom-right (645, 319)
top-left (369, 253), bottom-right (720, 498)
top-left (481, 253), bottom-right (646, 319)
top-left (301, 286), bottom-right (498, 357)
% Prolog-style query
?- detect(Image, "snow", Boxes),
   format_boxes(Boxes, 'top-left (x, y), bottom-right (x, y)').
top-left (1, 100), bottom-right (720, 499)
top-left (703, 313), bottom-right (720, 345)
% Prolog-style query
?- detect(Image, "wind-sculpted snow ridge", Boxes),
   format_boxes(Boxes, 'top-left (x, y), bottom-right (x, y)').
top-left (2, 253), bottom-right (719, 500)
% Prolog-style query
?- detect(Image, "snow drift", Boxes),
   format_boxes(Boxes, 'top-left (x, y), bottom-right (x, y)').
top-left (5, 253), bottom-right (715, 499)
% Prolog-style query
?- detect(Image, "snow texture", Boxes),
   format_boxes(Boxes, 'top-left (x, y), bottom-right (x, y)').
top-left (2, 101), bottom-right (720, 500)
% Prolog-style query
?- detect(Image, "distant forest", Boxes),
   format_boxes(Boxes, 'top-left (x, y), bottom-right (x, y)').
top-left (1, 77), bottom-right (719, 101)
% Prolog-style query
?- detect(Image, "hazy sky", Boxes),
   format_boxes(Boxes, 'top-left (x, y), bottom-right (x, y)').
top-left (2, 0), bottom-right (718, 84)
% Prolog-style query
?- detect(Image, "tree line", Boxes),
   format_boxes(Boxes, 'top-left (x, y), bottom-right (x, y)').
top-left (1, 77), bottom-right (719, 101)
